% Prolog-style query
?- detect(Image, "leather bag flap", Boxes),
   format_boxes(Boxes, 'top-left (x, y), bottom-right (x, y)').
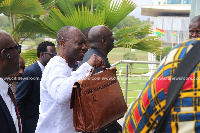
top-left (70, 82), bottom-right (80, 109)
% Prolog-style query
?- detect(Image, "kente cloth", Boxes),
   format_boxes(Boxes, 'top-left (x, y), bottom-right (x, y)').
top-left (123, 38), bottom-right (200, 133)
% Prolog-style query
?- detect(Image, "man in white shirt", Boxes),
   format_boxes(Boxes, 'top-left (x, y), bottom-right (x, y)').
top-left (16, 41), bottom-right (56, 133)
top-left (36, 26), bottom-right (105, 133)
top-left (0, 30), bottom-right (21, 133)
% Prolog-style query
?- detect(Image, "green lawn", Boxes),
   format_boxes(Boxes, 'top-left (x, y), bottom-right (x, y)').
top-left (107, 47), bottom-right (150, 105)
top-left (21, 40), bottom-right (36, 47)
top-left (118, 76), bottom-right (149, 105)
top-left (108, 47), bottom-right (148, 63)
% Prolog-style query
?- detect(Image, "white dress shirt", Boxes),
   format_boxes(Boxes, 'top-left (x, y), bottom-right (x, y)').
top-left (36, 56), bottom-right (92, 133)
top-left (0, 78), bottom-right (19, 133)
top-left (37, 60), bottom-right (45, 72)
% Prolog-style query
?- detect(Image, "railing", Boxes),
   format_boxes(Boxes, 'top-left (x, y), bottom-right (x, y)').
top-left (111, 60), bottom-right (160, 105)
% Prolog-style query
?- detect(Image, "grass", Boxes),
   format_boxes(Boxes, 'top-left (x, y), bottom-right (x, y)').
top-left (21, 42), bottom-right (151, 105)
top-left (108, 47), bottom-right (150, 105)
top-left (114, 63), bottom-right (149, 75)
top-left (118, 76), bottom-right (149, 105)
top-left (108, 47), bottom-right (148, 63)
top-left (21, 40), bottom-right (36, 47)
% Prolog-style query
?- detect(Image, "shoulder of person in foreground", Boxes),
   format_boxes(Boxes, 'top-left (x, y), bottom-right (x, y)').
top-left (122, 38), bottom-right (200, 133)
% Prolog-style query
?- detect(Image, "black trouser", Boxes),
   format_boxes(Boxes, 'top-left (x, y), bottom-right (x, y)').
top-left (82, 121), bottom-right (122, 133)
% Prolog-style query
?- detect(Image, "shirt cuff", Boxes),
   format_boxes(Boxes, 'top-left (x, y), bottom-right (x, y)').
top-left (76, 62), bottom-right (93, 76)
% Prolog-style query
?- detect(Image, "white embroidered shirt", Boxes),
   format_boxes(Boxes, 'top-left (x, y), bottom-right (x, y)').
top-left (36, 56), bottom-right (92, 133)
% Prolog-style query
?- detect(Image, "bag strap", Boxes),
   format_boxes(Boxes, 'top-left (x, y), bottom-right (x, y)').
top-left (154, 41), bottom-right (200, 132)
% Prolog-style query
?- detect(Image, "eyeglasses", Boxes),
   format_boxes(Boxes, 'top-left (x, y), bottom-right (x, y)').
top-left (43, 52), bottom-right (57, 57)
top-left (0, 44), bottom-right (21, 54)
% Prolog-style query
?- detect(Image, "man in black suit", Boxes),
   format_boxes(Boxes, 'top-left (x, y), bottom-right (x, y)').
top-left (78, 25), bottom-right (122, 133)
top-left (16, 41), bottom-right (56, 133)
top-left (0, 30), bottom-right (22, 133)
top-left (6, 56), bottom-right (25, 93)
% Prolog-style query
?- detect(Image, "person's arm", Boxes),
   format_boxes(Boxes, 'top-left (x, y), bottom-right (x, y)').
top-left (16, 69), bottom-right (33, 121)
top-left (45, 62), bottom-right (92, 104)
top-left (45, 54), bottom-right (105, 104)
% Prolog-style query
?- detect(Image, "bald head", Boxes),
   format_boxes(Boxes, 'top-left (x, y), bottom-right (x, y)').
top-left (88, 25), bottom-right (114, 56)
top-left (191, 15), bottom-right (200, 23)
top-left (0, 30), bottom-right (20, 77)
top-left (88, 25), bottom-right (107, 46)
top-left (82, 27), bottom-right (92, 39)
top-left (57, 26), bottom-right (76, 48)
top-left (0, 30), bottom-right (15, 50)
top-left (57, 26), bottom-right (87, 66)
top-left (189, 15), bottom-right (200, 39)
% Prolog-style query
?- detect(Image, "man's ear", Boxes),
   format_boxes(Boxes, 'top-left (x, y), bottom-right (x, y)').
top-left (0, 49), bottom-right (6, 62)
top-left (40, 52), bottom-right (44, 59)
top-left (102, 37), bottom-right (108, 46)
top-left (59, 40), bottom-right (66, 48)
top-left (102, 38), bottom-right (105, 43)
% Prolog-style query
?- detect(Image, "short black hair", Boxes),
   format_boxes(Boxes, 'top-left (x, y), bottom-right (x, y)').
top-left (82, 27), bottom-right (92, 38)
top-left (37, 41), bottom-right (55, 58)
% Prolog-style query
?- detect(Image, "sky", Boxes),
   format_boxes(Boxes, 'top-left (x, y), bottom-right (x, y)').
top-left (129, 0), bottom-right (153, 21)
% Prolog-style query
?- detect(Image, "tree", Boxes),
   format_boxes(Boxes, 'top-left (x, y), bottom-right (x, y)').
top-left (113, 16), bottom-right (145, 32)
top-left (0, 0), bottom-right (54, 43)
top-left (15, 0), bottom-right (137, 39)
top-left (9, 0), bottom-right (160, 54)
top-left (156, 46), bottom-right (172, 61)
top-left (123, 51), bottom-right (137, 74)
top-left (114, 22), bottom-right (163, 54)
top-left (0, 15), bottom-right (10, 32)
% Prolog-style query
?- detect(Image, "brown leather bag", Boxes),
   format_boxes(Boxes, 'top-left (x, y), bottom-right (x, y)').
top-left (70, 66), bottom-right (127, 132)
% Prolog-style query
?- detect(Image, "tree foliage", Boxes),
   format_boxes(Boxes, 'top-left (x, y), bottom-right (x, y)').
top-left (114, 22), bottom-right (163, 54)
top-left (1, 0), bottom-right (160, 54)
top-left (0, 15), bottom-right (10, 31)
top-left (113, 16), bottom-right (144, 32)
top-left (15, 0), bottom-right (137, 39)
top-left (0, 0), bottom-right (51, 43)
top-left (123, 51), bottom-right (137, 74)
top-left (123, 51), bottom-right (137, 60)
top-left (156, 46), bottom-right (172, 61)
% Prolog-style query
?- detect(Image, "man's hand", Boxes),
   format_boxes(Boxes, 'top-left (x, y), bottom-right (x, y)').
top-left (87, 54), bottom-right (105, 69)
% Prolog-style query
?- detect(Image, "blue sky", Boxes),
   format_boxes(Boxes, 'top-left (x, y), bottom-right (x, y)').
top-left (129, 0), bottom-right (153, 20)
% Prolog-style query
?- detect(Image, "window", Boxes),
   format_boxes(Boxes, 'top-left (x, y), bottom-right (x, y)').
top-left (183, 0), bottom-right (191, 4)
top-left (167, 0), bottom-right (181, 4)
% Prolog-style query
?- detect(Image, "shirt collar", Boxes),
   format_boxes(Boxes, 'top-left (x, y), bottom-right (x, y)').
top-left (37, 60), bottom-right (45, 72)
top-left (0, 78), bottom-right (9, 94)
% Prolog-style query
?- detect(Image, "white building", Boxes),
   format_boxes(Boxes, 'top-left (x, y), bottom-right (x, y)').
top-left (142, 0), bottom-right (191, 47)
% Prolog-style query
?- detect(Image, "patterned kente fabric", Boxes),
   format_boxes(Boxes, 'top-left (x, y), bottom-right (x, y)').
top-left (123, 38), bottom-right (200, 133)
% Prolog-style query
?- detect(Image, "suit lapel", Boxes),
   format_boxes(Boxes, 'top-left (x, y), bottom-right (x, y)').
top-left (0, 95), bottom-right (17, 133)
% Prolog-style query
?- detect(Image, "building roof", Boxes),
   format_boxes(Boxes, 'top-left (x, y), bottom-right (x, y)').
top-left (141, 5), bottom-right (191, 16)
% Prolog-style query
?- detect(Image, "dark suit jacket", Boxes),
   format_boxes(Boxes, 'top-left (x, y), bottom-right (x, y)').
top-left (0, 95), bottom-right (17, 133)
top-left (78, 48), bottom-right (111, 72)
top-left (16, 62), bottom-right (42, 133)
top-left (78, 48), bottom-right (122, 133)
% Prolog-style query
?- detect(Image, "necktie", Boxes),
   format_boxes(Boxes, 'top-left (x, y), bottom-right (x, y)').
top-left (7, 87), bottom-right (22, 133)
